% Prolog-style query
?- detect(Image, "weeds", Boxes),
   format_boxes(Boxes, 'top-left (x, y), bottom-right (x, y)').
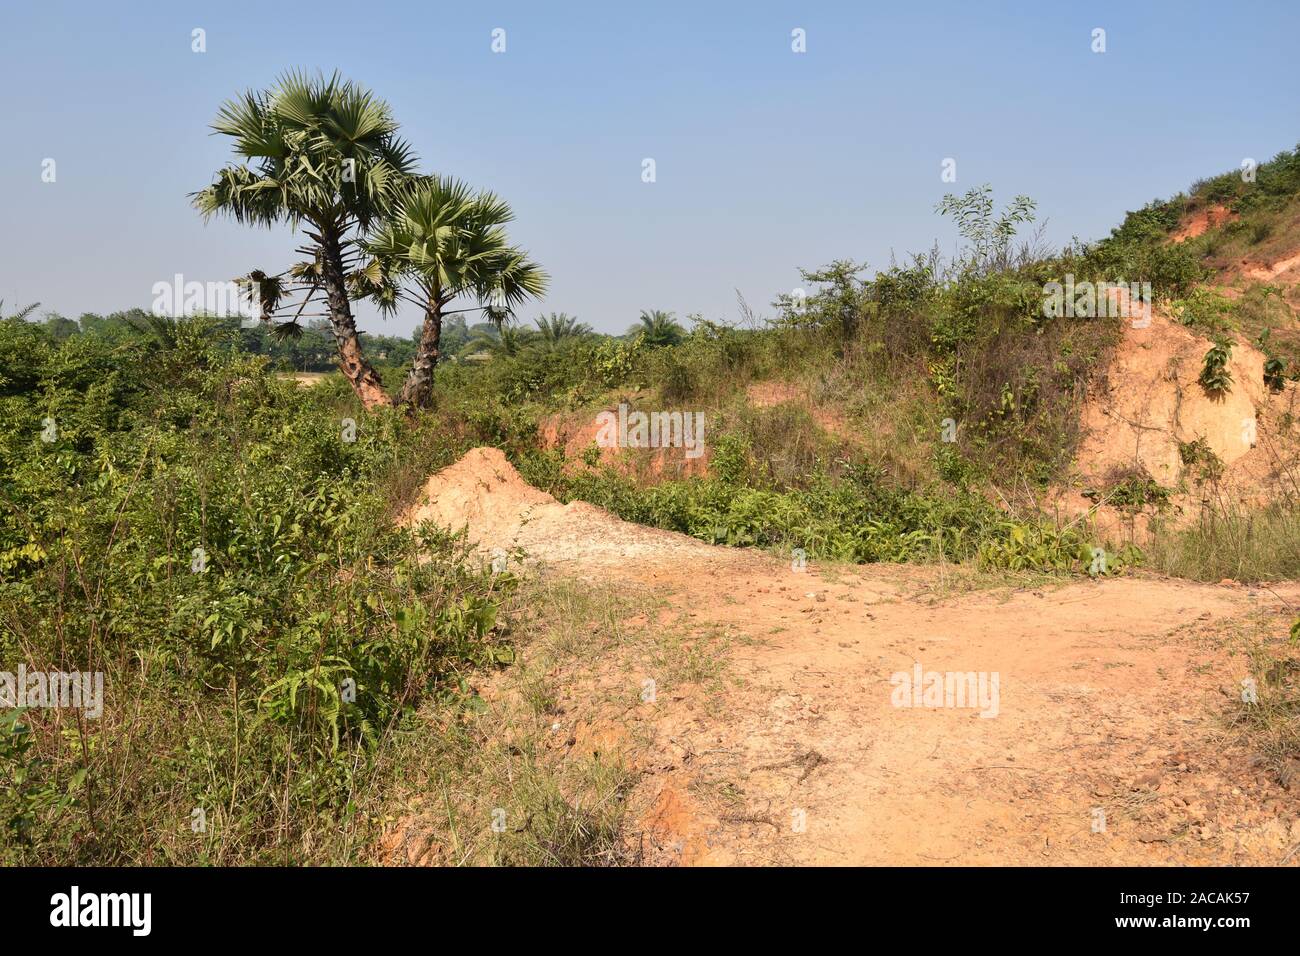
top-left (1226, 617), bottom-right (1300, 788)
top-left (1145, 502), bottom-right (1300, 582)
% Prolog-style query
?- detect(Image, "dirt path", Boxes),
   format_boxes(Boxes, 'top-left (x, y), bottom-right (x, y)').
top-left (407, 449), bottom-right (1300, 866)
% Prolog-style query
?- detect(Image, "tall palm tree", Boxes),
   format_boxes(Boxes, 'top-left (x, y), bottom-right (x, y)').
top-left (629, 309), bottom-right (686, 347)
top-left (533, 313), bottom-right (592, 350)
top-left (192, 71), bottom-right (416, 409)
top-left (360, 176), bottom-right (546, 407)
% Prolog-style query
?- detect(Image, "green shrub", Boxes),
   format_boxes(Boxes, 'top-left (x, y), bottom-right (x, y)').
top-left (1199, 339), bottom-right (1234, 396)
top-left (524, 460), bottom-right (1091, 572)
top-left (1178, 437), bottom-right (1225, 484)
top-left (1173, 288), bottom-right (1237, 335)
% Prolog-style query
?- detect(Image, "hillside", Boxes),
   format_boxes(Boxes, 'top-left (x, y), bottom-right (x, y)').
top-left (424, 151), bottom-right (1300, 580)
top-left (368, 155), bottom-right (1300, 865)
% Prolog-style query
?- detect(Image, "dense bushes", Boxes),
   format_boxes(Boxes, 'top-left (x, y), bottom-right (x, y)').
top-left (1072, 233), bottom-right (1208, 300)
top-left (0, 318), bottom-right (510, 864)
top-left (520, 452), bottom-right (1093, 572)
top-left (1193, 145), bottom-right (1300, 215)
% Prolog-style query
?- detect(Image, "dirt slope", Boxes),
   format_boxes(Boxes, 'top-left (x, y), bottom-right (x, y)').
top-left (404, 449), bottom-right (1300, 866)
top-left (1056, 287), bottom-right (1300, 539)
top-left (1076, 305), bottom-right (1271, 485)
top-left (1171, 203), bottom-right (1238, 242)
top-left (539, 410), bottom-right (711, 480)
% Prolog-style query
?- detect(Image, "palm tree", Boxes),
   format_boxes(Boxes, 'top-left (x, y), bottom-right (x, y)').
top-left (629, 309), bottom-right (686, 347)
top-left (192, 71), bottom-right (416, 409)
top-left (533, 313), bottom-right (592, 350)
top-left (359, 176), bottom-right (546, 407)
top-left (465, 324), bottom-right (537, 358)
top-left (127, 312), bottom-right (185, 350)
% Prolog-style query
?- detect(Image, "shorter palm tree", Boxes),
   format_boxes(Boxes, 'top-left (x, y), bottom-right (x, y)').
top-left (360, 175), bottom-right (546, 407)
top-left (629, 309), bottom-right (686, 347)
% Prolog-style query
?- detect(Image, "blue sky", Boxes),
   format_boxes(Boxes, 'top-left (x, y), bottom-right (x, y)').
top-left (2, 0), bottom-right (1298, 335)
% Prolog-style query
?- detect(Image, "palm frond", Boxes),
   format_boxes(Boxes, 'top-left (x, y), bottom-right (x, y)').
top-left (1, 300), bottom-right (42, 322)
top-left (360, 176), bottom-right (546, 319)
top-left (268, 320), bottom-right (305, 342)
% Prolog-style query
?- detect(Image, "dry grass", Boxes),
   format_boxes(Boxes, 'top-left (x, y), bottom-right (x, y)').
top-left (1221, 615), bottom-right (1300, 791)
top-left (366, 572), bottom-right (743, 865)
top-left (1144, 502), bottom-right (1300, 582)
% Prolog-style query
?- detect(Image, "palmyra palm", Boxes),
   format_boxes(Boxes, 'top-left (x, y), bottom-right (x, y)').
top-left (192, 71), bottom-right (416, 408)
top-left (359, 175), bottom-right (546, 407)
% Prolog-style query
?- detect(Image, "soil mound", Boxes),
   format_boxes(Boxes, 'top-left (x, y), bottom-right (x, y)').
top-left (403, 446), bottom-right (717, 569)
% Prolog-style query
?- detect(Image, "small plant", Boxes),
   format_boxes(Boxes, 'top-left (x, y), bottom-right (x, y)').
top-left (655, 349), bottom-right (697, 403)
top-left (1226, 644), bottom-right (1300, 790)
top-left (1198, 338), bottom-right (1234, 396)
top-left (1105, 469), bottom-right (1173, 512)
top-left (710, 432), bottom-right (753, 486)
top-left (1264, 356), bottom-right (1288, 392)
top-left (1178, 437), bottom-right (1224, 484)
top-left (1172, 287), bottom-right (1236, 335)
top-left (935, 184), bottom-right (1037, 273)
top-left (1, 710), bottom-right (87, 852)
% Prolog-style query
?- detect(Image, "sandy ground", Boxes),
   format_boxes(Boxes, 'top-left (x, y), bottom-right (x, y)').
top-left (405, 448), bottom-right (1300, 866)
top-left (275, 371), bottom-right (332, 388)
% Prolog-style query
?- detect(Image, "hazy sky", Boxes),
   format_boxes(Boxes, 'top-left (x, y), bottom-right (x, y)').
top-left (2, 0), bottom-right (1297, 336)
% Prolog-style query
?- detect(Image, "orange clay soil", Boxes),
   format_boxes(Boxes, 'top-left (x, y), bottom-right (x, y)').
top-left (1170, 203), bottom-right (1238, 243)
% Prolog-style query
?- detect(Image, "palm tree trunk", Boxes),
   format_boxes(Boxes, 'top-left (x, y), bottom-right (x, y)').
top-left (318, 229), bottom-right (392, 409)
top-left (398, 300), bottom-right (442, 408)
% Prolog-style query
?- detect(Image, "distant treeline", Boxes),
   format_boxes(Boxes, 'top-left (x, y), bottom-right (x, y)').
top-left (14, 307), bottom-right (666, 371)
top-left (15, 309), bottom-right (504, 372)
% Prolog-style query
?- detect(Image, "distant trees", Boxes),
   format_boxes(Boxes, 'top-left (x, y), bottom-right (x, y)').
top-left (8, 310), bottom-right (417, 373)
top-left (629, 309), bottom-right (686, 347)
top-left (533, 313), bottom-right (593, 350)
top-left (467, 325), bottom-right (537, 357)
top-left (437, 315), bottom-right (472, 356)
top-left (42, 315), bottom-right (80, 342)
